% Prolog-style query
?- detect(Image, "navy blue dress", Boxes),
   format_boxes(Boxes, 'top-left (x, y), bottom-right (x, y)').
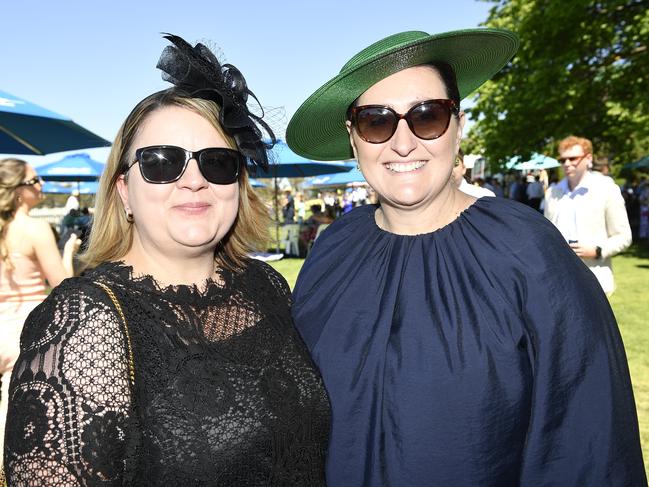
top-left (292, 197), bottom-right (646, 487)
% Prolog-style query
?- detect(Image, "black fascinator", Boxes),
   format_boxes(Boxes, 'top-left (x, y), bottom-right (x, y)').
top-left (157, 33), bottom-right (276, 171)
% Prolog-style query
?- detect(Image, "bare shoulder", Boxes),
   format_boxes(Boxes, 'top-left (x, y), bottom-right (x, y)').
top-left (4, 215), bottom-right (53, 253)
top-left (22, 216), bottom-right (56, 239)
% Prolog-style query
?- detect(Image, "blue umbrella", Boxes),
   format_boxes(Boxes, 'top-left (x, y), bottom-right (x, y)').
top-left (35, 153), bottom-right (105, 182)
top-left (251, 140), bottom-right (354, 178)
top-left (505, 153), bottom-right (559, 171)
top-left (0, 90), bottom-right (110, 155)
top-left (42, 181), bottom-right (99, 194)
top-left (622, 156), bottom-right (649, 170)
top-left (304, 167), bottom-right (366, 188)
top-left (249, 178), bottom-right (267, 188)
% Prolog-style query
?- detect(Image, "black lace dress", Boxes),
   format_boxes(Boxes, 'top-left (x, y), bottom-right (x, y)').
top-left (4, 260), bottom-right (330, 486)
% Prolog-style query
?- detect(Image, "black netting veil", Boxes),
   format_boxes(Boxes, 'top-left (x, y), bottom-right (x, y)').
top-left (157, 34), bottom-right (276, 171)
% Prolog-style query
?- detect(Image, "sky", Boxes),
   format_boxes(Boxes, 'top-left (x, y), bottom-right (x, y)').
top-left (2, 0), bottom-right (493, 164)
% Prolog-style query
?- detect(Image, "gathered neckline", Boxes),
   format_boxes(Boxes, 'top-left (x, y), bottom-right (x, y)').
top-left (369, 197), bottom-right (486, 238)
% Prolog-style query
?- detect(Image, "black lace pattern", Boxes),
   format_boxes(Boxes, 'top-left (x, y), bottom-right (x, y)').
top-left (5, 260), bottom-right (330, 486)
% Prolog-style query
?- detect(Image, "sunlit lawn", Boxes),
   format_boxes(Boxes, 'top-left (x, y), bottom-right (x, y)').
top-left (610, 242), bottom-right (649, 475)
top-left (270, 242), bottom-right (649, 474)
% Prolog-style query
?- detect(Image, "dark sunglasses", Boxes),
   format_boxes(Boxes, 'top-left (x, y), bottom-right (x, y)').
top-left (18, 176), bottom-right (44, 187)
top-left (558, 154), bottom-right (589, 165)
top-left (126, 145), bottom-right (244, 185)
top-left (348, 99), bottom-right (459, 144)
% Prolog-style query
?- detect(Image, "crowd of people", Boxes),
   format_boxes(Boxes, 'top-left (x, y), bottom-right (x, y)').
top-left (622, 176), bottom-right (649, 240)
top-left (280, 186), bottom-right (377, 256)
top-left (282, 186), bottom-right (375, 223)
top-left (1, 27), bottom-right (647, 486)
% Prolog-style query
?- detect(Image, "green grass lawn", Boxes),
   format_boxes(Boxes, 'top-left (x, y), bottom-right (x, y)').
top-left (270, 242), bottom-right (649, 474)
top-left (610, 242), bottom-right (649, 474)
top-left (268, 257), bottom-right (304, 290)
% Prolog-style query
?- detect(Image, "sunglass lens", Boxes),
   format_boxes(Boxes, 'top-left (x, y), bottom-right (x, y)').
top-left (199, 149), bottom-right (241, 184)
top-left (410, 101), bottom-right (451, 140)
top-left (357, 107), bottom-right (397, 143)
top-left (139, 147), bottom-right (185, 183)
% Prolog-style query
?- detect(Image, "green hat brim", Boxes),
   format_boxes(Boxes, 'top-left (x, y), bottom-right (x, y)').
top-left (286, 28), bottom-right (519, 161)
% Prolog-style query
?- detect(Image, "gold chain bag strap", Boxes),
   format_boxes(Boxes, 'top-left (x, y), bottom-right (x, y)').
top-left (94, 281), bottom-right (141, 485)
top-left (95, 281), bottom-right (140, 484)
top-left (95, 281), bottom-right (135, 388)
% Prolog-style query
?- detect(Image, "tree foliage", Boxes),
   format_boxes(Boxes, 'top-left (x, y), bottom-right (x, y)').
top-left (467, 0), bottom-right (649, 169)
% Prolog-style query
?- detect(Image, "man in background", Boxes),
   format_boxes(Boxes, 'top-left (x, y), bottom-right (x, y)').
top-left (592, 156), bottom-right (611, 176)
top-left (64, 189), bottom-right (80, 213)
top-left (544, 135), bottom-right (631, 294)
top-left (525, 175), bottom-right (545, 211)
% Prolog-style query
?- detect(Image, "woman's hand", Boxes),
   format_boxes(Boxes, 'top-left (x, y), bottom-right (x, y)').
top-left (32, 220), bottom-right (78, 286)
top-left (63, 232), bottom-right (82, 256)
top-left (61, 232), bottom-right (82, 278)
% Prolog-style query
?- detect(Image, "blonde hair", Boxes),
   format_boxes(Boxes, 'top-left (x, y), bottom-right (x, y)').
top-left (0, 158), bottom-right (27, 266)
top-left (558, 135), bottom-right (593, 155)
top-left (80, 89), bottom-right (269, 271)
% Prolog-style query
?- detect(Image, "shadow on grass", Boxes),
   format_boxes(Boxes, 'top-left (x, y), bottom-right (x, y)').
top-left (621, 240), bottom-right (649, 261)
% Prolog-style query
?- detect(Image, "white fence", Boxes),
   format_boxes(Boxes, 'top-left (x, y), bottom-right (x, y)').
top-left (29, 207), bottom-right (67, 226)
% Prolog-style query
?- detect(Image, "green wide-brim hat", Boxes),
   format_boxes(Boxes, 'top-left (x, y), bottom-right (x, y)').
top-left (286, 28), bottom-right (519, 161)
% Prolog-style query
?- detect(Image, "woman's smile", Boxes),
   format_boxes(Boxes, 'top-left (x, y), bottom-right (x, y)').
top-left (172, 201), bottom-right (212, 215)
top-left (383, 160), bottom-right (428, 173)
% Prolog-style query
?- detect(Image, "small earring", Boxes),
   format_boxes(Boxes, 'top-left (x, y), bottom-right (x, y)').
top-left (356, 163), bottom-right (361, 171)
top-left (125, 208), bottom-right (134, 223)
top-left (454, 155), bottom-right (462, 167)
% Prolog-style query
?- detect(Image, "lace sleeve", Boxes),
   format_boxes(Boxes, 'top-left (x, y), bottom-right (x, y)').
top-left (251, 260), bottom-right (292, 300)
top-left (4, 280), bottom-right (132, 486)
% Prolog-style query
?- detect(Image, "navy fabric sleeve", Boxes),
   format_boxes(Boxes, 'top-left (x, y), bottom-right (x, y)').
top-left (517, 218), bottom-right (646, 485)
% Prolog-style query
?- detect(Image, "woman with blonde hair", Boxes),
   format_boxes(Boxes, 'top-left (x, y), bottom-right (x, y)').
top-left (4, 35), bottom-right (330, 486)
top-left (0, 158), bottom-right (79, 470)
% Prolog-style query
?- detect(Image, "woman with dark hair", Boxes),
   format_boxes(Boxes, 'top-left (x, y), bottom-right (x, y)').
top-left (4, 35), bottom-right (329, 486)
top-left (286, 29), bottom-right (646, 485)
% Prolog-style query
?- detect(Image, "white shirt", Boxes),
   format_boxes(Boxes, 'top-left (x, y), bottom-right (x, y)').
top-left (553, 179), bottom-right (587, 242)
top-left (459, 179), bottom-right (495, 198)
top-left (544, 171), bottom-right (632, 294)
top-left (64, 195), bottom-right (79, 212)
top-left (526, 181), bottom-right (545, 199)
